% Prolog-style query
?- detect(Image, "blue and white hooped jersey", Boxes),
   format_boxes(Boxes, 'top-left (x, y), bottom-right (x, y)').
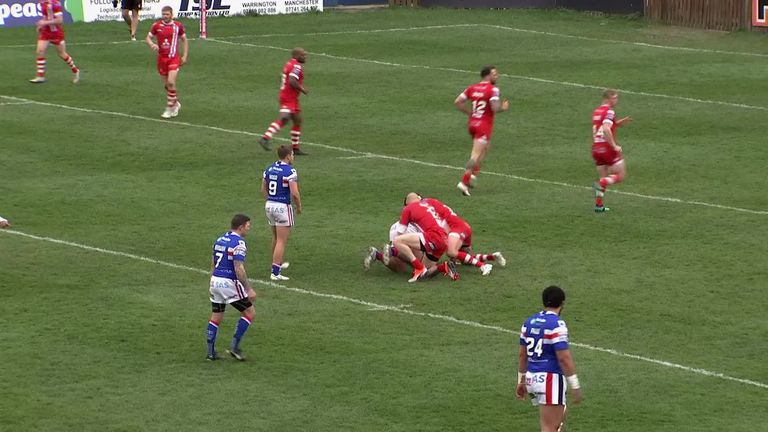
top-left (519, 310), bottom-right (569, 374)
top-left (211, 231), bottom-right (247, 280)
top-left (263, 161), bottom-right (298, 204)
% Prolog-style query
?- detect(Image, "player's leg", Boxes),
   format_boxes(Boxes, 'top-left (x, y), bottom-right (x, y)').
top-left (206, 306), bottom-right (224, 360)
top-left (259, 109), bottom-right (292, 150)
top-left (121, 8), bottom-right (132, 29)
top-left (30, 39), bottom-right (50, 83)
top-left (54, 41), bottom-right (80, 83)
top-left (165, 68), bottom-right (181, 117)
top-left (130, 8), bottom-right (140, 40)
top-left (271, 226), bottom-right (292, 280)
top-left (290, 112), bottom-right (308, 155)
top-left (474, 140), bottom-right (490, 180)
top-left (539, 405), bottom-right (566, 432)
top-left (392, 233), bottom-right (428, 282)
top-left (468, 247), bottom-right (507, 267)
top-left (458, 139), bottom-right (487, 196)
top-left (601, 159), bottom-right (626, 188)
top-left (593, 165), bottom-right (609, 211)
top-left (227, 299), bottom-right (255, 361)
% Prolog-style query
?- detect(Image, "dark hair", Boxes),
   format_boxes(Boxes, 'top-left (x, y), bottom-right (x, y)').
top-left (542, 285), bottom-right (565, 308)
top-left (481, 65), bottom-right (495, 78)
top-left (231, 213), bottom-right (251, 229)
top-left (277, 145), bottom-right (293, 160)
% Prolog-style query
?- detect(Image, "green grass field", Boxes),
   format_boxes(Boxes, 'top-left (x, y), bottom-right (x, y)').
top-left (1, 6), bottom-right (767, 431)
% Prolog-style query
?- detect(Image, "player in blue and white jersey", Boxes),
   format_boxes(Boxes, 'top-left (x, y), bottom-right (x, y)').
top-left (262, 145), bottom-right (302, 281)
top-left (206, 214), bottom-right (256, 361)
top-left (516, 285), bottom-right (582, 432)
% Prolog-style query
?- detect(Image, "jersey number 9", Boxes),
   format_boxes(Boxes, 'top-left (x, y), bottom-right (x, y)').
top-left (268, 180), bottom-right (278, 196)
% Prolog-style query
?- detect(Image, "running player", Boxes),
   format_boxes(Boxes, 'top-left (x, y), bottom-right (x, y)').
top-left (591, 89), bottom-right (632, 212)
top-left (259, 48), bottom-right (310, 155)
top-left (390, 192), bottom-right (449, 282)
top-left (454, 65), bottom-right (509, 196)
top-left (119, 0), bottom-right (142, 41)
top-left (29, 0), bottom-right (80, 84)
top-left (146, 6), bottom-right (188, 119)
top-left (425, 197), bottom-right (505, 276)
top-left (0, 215), bottom-right (10, 228)
top-left (262, 145), bottom-right (302, 281)
top-left (206, 214), bottom-right (256, 361)
top-left (516, 285), bottom-right (582, 432)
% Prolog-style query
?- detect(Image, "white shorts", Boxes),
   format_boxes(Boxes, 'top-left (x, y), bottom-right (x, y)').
top-left (388, 222), bottom-right (420, 242)
top-left (525, 372), bottom-right (567, 406)
top-left (265, 201), bottom-right (294, 227)
top-left (209, 276), bottom-right (247, 304)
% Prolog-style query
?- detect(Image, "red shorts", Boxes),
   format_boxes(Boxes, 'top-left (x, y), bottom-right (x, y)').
top-left (157, 57), bottom-right (181, 76)
top-left (279, 98), bottom-right (301, 114)
top-left (591, 143), bottom-right (623, 166)
top-left (468, 120), bottom-right (492, 142)
top-left (419, 229), bottom-right (447, 261)
top-left (39, 30), bottom-right (64, 45)
top-left (449, 222), bottom-right (473, 249)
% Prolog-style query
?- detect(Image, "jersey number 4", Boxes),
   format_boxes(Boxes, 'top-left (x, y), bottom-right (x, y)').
top-left (525, 337), bottom-right (544, 357)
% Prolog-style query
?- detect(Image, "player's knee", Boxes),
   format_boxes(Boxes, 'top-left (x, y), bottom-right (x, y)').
top-left (465, 159), bottom-right (476, 170)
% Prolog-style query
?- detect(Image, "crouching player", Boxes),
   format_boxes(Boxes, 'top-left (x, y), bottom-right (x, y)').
top-left (516, 285), bottom-right (582, 432)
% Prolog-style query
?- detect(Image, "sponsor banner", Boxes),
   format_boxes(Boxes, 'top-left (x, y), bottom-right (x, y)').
top-left (0, 0), bottom-right (74, 28)
top-left (754, 0), bottom-right (768, 27)
top-left (80, 0), bottom-right (323, 21)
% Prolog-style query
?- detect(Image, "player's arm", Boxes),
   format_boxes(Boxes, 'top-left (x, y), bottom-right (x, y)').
top-left (288, 75), bottom-right (308, 95)
top-left (233, 260), bottom-right (253, 292)
top-left (260, 178), bottom-right (269, 200)
top-left (146, 30), bottom-right (158, 51)
top-left (515, 344), bottom-right (528, 400)
top-left (490, 98), bottom-right (510, 113)
top-left (289, 181), bottom-right (302, 215)
top-left (555, 348), bottom-right (583, 403)
top-left (394, 207), bottom-right (411, 235)
top-left (454, 93), bottom-right (472, 116)
top-left (616, 116), bottom-right (633, 127)
top-left (179, 33), bottom-right (188, 65)
top-left (601, 120), bottom-right (620, 151)
top-left (37, 12), bottom-right (63, 27)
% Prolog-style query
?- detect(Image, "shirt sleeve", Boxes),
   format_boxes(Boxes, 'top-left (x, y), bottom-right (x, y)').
top-left (603, 109), bottom-right (615, 125)
top-left (289, 64), bottom-right (302, 80)
top-left (490, 86), bottom-right (500, 102)
top-left (232, 240), bottom-right (247, 261)
top-left (456, 87), bottom-right (469, 102)
top-left (548, 320), bottom-right (570, 351)
top-left (286, 168), bottom-right (298, 183)
top-left (178, 22), bottom-right (186, 36)
top-left (519, 324), bottom-right (528, 346)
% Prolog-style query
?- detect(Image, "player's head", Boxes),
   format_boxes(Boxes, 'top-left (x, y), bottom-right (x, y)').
top-left (403, 192), bottom-right (421, 206)
top-left (292, 47), bottom-right (307, 64)
top-left (277, 145), bottom-right (294, 162)
top-left (231, 213), bottom-right (252, 234)
top-left (161, 6), bottom-right (173, 22)
top-left (542, 285), bottom-right (566, 310)
top-left (481, 65), bottom-right (498, 84)
top-left (602, 89), bottom-right (619, 107)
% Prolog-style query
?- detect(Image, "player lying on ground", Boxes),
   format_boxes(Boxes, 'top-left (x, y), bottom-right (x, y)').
top-left (0, 216), bottom-right (10, 228)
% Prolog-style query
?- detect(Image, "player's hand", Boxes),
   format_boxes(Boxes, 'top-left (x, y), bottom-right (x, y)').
top-left (0, 220), bottom-right (11, 229)
top-left (247, 288), bottom-right (257, 301)
top-left (302, 88), bottom-right (309, 95)
top-left (570, 388), bottom-right (583, 404)
top-left (515, 383), bottom-right (527, 400)
top-left (617, 116), bottom-right (633, 126)
top-left (180, 56), bottom-right (187, 66)
top-left (501, 98), bottom-right (510, 111)
top-left (296, 206), bottom-right (302, 215)
top-left (150, 44), bottom-right (159, 52)
top-left (613, 145), bottom-right (622, 153)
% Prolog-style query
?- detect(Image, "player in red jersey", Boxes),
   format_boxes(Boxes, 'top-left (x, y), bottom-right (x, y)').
top-left (591, 89), bottom-right (632, 212)
top-left (390, 193), bottom-right (450, 282)
top-left (454, 65), bottom-right (510, 196)
top-left (259, 48), bottom-right (310, 155)
top-left (424, 197), bottom-right (506, 276)
top-left (146, 6), bottom-right (188, 119)
top-left (0, 215), bottom-right (10, 229)
top-left (29, 0), bottom-right (80, 84)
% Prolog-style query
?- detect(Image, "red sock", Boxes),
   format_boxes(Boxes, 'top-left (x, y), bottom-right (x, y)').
top-left (375, 251), bottom-right (383, 261)
top-left (461, 171), bottom-right (472, 186)
top-left (599, 174), bottom-right (623, 188)
top-left (471, 164), bottom-right (480, 176)
top-left (290, 126), bottom-right (301, 150)
top-left (62, 55), bottom-right (78, 73)
top-left (596, 196), bottom-right (604, 207)
top-left (474, 254), bottom-right (494, 261)
top-left (263, 119), bottom-right (285, 139)
top-left (390, 247), bottom-right (399, 257)
top-left (36, 57), bottom-right (46, 77)
top-left (436, 262), bottom-right (448, 274)
top-left (166, 89), bottom-right (177, 108)
top-left (457, 251), bottom-right (483, 268)
top-left (410, 258), bottom-right (425, 271)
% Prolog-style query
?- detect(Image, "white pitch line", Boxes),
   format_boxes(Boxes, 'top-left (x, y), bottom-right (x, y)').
top-left (1, 228), bottom-right (765, 390)
top-left (3, 94), bottom-right (766, 216)
top-left (208, 38), bottom-right (768, 112)
top-left (482, 24), bottom-right (768, 58)
top-left (0, 101), bottom-right (33, 106)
